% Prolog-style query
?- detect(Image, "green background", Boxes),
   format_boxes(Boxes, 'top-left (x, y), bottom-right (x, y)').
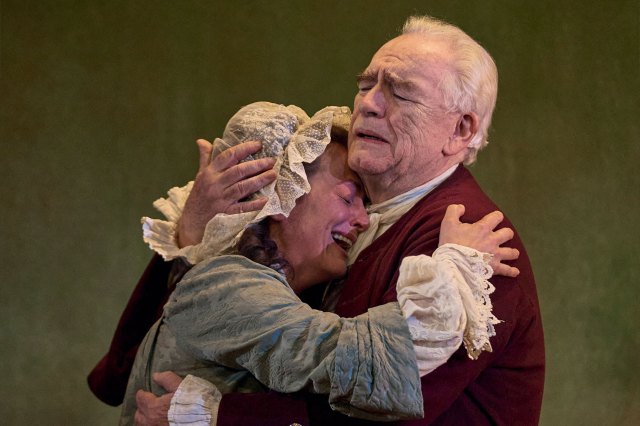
top-left (1, 0), bottom-right (638, 424)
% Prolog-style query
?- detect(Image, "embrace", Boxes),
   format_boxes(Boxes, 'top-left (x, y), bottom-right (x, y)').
top-left (90, 15), bottom-right (545, 426)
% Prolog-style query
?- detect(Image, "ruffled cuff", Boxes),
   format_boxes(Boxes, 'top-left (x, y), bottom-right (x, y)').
top-left (396, 244), bottom-right (500, 374)
top-left (141, 181), bottom-right (198, 262)
top-left (141, 181), bottom-right (260, 265)
top-left (168, 375), bottom-right (222, 426)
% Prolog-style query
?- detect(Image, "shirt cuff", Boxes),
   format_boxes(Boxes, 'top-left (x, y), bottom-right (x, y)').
top-left (141, 181), bottom-right (262, 265)
top-left (141, 181), bottom-right (201, 263)
top-left (396, 244), bottom-right (500, 375)
top-left (168, 375), bottom-right (222, 426)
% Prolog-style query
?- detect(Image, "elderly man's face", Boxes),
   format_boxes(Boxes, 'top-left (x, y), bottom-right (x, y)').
top-left (348, 34), bottom-right (463, 200)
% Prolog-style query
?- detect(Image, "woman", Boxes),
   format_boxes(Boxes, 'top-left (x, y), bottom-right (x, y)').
top-left (120, 102), bottom-right (513, 424)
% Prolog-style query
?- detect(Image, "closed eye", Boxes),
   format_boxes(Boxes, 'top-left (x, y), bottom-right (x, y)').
top-left (340, 196), bottom-right (353, 206)
top-left (356, 73), bottom-right (377, 94)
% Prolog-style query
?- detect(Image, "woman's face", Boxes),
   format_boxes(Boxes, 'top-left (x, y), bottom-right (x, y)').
top-left (271, 143), bottom-right (369, 292)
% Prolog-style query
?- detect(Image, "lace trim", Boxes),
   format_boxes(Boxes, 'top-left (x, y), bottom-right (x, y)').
top-left (141, 181), bottom-right (201, 262)
top-left (140, 103), bottom-right (351, 266)
top-left (406, 319), bottom-right (464, 343)
top-left (141, 186), bottom-right (261, 264)
top-left (397, 244), bottom-right (500, 362)
top-left (434, 244), bottom-right (500, 359)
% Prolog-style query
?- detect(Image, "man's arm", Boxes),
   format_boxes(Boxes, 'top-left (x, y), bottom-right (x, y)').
top-left (417, 262), bottom-right (544, 425)
top-left (379, 193), bottom-right (543, 424)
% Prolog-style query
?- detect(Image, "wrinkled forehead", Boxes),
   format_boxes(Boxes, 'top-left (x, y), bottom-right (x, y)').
top-left (366, 34), bottom-right (453, 76)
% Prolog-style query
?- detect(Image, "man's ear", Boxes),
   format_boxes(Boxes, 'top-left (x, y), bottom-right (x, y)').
top-left (443, 112), bottom-right (479, 156)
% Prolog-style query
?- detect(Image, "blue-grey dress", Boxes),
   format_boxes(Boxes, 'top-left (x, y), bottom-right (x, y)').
top-left (120, 255), bottom-right (422, 424)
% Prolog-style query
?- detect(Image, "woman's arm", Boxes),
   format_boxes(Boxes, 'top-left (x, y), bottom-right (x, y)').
top-left (137, 205), bottom-right (516, 424)
top-left (164, 255), bottom-right (423, 421)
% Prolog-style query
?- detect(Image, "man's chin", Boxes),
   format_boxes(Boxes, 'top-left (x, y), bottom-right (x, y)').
top-left (349, 143), bottom-right (390, 169)
top-left (349, 155), bottom-right (393, 176)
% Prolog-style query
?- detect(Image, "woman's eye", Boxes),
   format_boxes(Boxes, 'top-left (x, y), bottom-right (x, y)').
top-left (340, 196), bottom-right (353, 206)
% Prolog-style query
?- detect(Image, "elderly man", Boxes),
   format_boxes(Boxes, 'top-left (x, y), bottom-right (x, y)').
top-left (90, 15), bottom-right (544, 425)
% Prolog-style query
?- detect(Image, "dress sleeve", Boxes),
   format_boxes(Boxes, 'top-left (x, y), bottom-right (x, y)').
top-left (163, 256), bottom-right (423, 421)
top-left (396, 243), bottom-right (500, 376)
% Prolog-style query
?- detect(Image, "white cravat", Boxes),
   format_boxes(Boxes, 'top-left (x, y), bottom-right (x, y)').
top-left (347, 165), bottom-right (458, 265)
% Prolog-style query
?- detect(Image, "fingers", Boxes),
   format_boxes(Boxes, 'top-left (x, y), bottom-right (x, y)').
top-left (196, 139), bottom-right (213, 171)
top-left (134, 409), bottom-right (152, 426)
top-left (152, 371), bottom-right (183, 393)
top-left (477, 210), bottom-right (504, 230)
top-left (135, 389), bottom-right (154, 409)
top-left (443, 204), bottom-right (465, 224)
top-left (218, 157), bottom-right (276, 187)
top-left (491, 261), bottom-right (520, 278)
top-left (222, 168), bottom-right (277, 202)
top-left (134, 409), bottom-right (144, 426)
top-left (495, 246), bottom-right (519, 262)
top-left (490, 246), bottom-right (520, 278)
top-left (134, 389), bottom-right (172, 426)
top-left (490, 227), bottom-right (515, 246)
top-left (213, 140), bottom-right (264, 170)
top-left (227, 197), bottom-right (269, 215)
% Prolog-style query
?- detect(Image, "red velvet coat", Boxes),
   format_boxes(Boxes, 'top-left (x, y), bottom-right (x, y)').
top-left (89, 166), bottom-right (545, 425)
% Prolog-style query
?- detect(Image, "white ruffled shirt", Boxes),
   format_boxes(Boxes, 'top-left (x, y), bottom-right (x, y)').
top-left (141, 165), bottom-right (500, 425)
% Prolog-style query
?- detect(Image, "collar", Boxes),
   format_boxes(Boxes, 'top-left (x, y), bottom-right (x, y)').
top-left (347, 164), bottom-right (459, 264)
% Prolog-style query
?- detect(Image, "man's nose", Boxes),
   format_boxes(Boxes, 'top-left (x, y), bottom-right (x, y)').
top-left (358, 85), bottom-right (386, 118)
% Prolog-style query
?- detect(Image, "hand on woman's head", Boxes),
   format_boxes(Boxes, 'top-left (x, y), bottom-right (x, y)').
top-left (177, 139), bottom-right (277, 248)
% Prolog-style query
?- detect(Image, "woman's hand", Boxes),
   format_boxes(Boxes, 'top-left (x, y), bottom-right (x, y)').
top-left (439, 204), bottom-right (520, 277)
top-left (177, 139), bottom-right (277, 248)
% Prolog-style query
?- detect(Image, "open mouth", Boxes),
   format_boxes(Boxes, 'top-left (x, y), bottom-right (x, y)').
top-left (332, 233), bottom-right (354, 251)
top-left (356, 131), bottom-right (387, 143)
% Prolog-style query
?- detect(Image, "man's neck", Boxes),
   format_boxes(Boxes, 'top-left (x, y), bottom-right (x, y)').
top-left (364, 163), bottom-right (461, 204)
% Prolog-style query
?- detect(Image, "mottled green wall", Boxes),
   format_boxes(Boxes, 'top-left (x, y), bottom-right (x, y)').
top-left (1, 1), bottom-right (638, 424)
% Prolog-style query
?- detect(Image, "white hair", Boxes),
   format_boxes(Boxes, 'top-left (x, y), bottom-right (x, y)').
top-left (402, 16), bottom-right (498, 164)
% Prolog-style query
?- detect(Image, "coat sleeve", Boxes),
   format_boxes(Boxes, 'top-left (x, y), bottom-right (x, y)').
top-left (376, 202), bottom-right (544, 425)
top-left (87, 255), bottom-right (187, 406)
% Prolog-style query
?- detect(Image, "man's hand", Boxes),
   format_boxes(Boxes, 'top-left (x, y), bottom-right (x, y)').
top-left (134, 372), bottom-right (183, 426)
top-left (177, 139), bottom-right (278, 248)
top-left (439, 204), bottom-right (520, 277)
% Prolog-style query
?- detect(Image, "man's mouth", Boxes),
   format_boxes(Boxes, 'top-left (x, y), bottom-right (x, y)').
top-left (332, 233), bottom-right (354, 251)
top-left (355, 130), bottom-right (387, 143)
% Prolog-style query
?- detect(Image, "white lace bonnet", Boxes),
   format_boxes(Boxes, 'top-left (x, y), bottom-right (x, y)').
top-left (142, 101), bottom-right (352, 264)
